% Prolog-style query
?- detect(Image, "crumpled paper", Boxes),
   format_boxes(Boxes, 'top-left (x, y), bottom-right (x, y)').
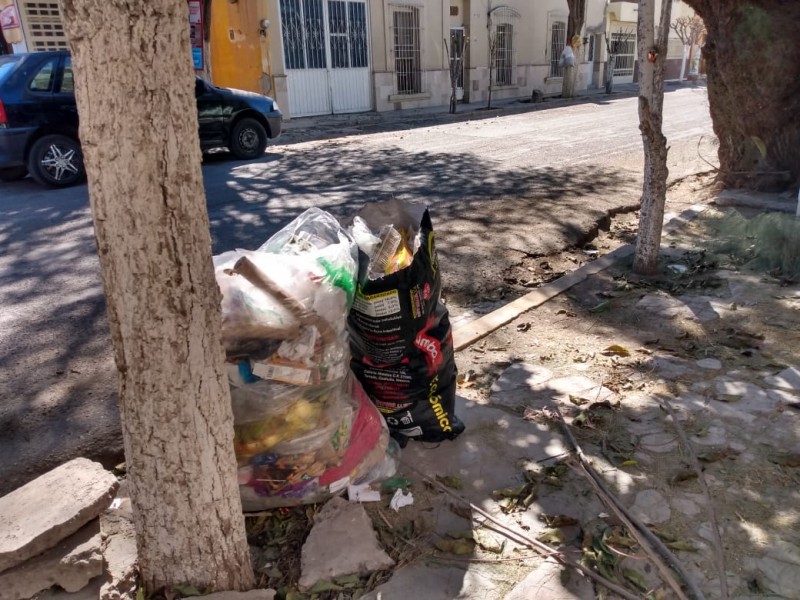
top-left (390, 488), bottom-right (414, 512)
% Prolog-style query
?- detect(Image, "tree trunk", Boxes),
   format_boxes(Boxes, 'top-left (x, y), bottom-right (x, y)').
top-left (563, 0), bottom-right (586, 99)
top-left (684, 0), bottom-right (800, 190)
top-left (633, 0), bottom-right (672, 275)
top-left (686, 42), bottom-right (696, 79)
top-left (562, 65), bottom-right (577, 98)
top-left (59, 0), bottom-right (255, 593)
top-left (605, 54), bottom-right (615, 94)
top-left (679, 45), bottom-right (688, 80)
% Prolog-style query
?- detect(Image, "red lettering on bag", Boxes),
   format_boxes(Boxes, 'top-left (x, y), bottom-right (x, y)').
top-left (414, 330), bottom-right (442, 375)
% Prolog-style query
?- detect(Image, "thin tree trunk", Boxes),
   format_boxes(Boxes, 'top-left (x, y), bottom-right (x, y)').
top-left (633, 0), bottom-right (672, 275)
top-left (59, 0), bottom-right (255, 593)
top-left (487, 39), bottom-right (494, 109)
top-left (562, 64), bottom-right (577, 97)
top-left (605, 55), bottom-right (615, 94)
top-left (679, 45), bottom-right (688, 80)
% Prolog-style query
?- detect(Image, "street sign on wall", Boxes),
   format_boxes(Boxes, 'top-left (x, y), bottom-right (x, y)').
top-left (0, 0), bottom-right (23, 45)
top-left (188, 0), bottom-right (203, 71)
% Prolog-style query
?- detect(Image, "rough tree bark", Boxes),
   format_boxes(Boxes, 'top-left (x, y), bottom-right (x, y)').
top-left (562, 0), bottom-right (586, 98)
top-left (684, 0), bottom-right (800, 190)
top-left (59, 0), bottom-right (255, 593)
top-left (632, 0), bottom-right (672, 275)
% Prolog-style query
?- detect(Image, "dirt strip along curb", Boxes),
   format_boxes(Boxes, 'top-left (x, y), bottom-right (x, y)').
top-left (452, 203), bottom-right (711, 351)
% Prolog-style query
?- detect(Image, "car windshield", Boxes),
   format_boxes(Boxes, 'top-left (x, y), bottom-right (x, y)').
top-left (0, 56), bottom-right (22, 85)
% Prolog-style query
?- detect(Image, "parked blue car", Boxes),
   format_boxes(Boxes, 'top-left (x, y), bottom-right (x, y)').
top-left (0, 51), bottom-right (282, 188)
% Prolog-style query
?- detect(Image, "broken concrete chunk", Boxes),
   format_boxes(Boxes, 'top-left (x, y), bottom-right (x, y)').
top-left (696, 358), bottom-right (722, 370)
top-left (635, 294), bottom-right (693, 319)
top-left (764, 366), bottom-right (800, 391)
top-left (0, 458), bottom-right (118, 574)
top-left (492, 368), bottom-right (613, 410)
top-left (503, 560), bottom-right (594, 599)
top-left (629, 489), bottom-right (671, 525)
top-left (490, 363), bottom-right (554, 395)
top-left (0, 521), bottom-right (102, 600)
top-left (99, 483), bottom-right (138, 600)
top-left (745, 541), bottom-right (800, 598)
top-left (299, 497), bottom-right (393, 592)
top-left (362, 564), bottom-right (495, 600)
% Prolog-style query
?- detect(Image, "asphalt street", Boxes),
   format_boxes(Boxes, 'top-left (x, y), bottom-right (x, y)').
top-left (0, 86), bottom-right (714, 494)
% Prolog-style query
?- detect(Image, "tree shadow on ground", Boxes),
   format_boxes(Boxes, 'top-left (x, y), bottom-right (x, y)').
top-left (430, 220), bottom-right (800, 598)
top-left (204, 143), bottom-right (639, 304)
top-left (0, 142), bottom-right (638, 496)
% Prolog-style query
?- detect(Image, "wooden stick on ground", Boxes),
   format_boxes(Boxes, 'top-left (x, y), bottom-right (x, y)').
top-left (552, 405), bottom-right (706, 600)
top-left (400, 461), bottom-right (642, 600)
top-left (660, 397), bottom-right (729, 599)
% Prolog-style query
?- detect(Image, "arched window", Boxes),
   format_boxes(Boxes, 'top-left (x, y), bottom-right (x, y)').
top-left (549, 20), bottom-right (567, 78)
top-left (489, 6), bottom-right (518, 87)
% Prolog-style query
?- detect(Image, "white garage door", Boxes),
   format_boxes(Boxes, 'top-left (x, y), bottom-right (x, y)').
top-left (280, 0), bottom-right (372, 117)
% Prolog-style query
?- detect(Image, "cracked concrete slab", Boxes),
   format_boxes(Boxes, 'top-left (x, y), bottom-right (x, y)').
top-left (0, 458), bottom-right (117, 574)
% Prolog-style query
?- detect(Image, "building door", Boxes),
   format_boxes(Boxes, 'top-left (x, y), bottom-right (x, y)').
top-left (610, 32), bottom-right (635, 84)
top-left (280, 0), bottom-right (371, 117)
top-left (449, 27), bottom-right (465, 101)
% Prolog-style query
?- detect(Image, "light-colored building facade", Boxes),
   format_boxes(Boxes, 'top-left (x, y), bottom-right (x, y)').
top-left (267, 0), bottom-right (615, 118)
top-left (1, 0), bottom-right (703, 120)
top-left (600, 0), bottom-right (701, 85)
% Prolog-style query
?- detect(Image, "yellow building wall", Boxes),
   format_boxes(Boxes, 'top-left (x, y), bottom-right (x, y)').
top-left (209, 0), bottom-right (271, 94)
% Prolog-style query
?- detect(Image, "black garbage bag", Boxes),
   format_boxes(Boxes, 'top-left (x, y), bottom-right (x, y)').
top-left (346, 200), bottom-right (465, 446)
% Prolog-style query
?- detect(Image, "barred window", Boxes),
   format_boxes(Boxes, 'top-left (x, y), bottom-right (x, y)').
top-left (611, 33), bottom-right (636, 77)
top-left (549, 21), bottom-right (566, 78)
top-left (392, 5), bottom-right (421, 95)
top-left (328, 1), bottom-right (368, 69)
top-left (489, 7), bottom-right (517, 87)
top-left (495, 23), bottom-right (513, 86)
top-left (280, 0), bottom-right (326, 69)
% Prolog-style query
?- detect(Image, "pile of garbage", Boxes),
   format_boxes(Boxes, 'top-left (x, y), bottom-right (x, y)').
top-left (214, 202), bottom-right (464, 510)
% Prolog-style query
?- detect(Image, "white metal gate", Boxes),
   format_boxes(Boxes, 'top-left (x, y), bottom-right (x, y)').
top-left (611, 32), bottom-right (636, 83)
top-left (280, 0), bottom-right (371, 117)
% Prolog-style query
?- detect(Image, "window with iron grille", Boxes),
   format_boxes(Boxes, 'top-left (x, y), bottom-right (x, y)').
top-left (280, 0), bottom-right (326, 69)
top-left (495, 23), bottom-right (513, 86)
top-left (549, 21), bottom-right (566, 78)
top-left (328, 0), bottom-right (368, 68)
top-left (392, 5), bottom-right (421, 95)
top-left (611, 33), bottom-right (636, 77)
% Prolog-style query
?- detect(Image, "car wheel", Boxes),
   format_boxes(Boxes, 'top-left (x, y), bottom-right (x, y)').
top-left (0, 166), bottom-right (28, 182)
top-left (229, 118), bottom-right (267, 160)
top-left (28, 135), bottom-right (86, 188)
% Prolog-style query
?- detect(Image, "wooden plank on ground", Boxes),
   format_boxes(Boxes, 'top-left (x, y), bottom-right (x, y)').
top-left (452, 245), bottom-right (635, 351)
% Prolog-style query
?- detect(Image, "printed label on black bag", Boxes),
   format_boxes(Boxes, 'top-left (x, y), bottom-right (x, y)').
top-left (347, 202), bottom-right (465, 444)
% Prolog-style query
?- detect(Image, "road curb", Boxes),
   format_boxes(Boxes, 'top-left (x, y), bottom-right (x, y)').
top-left (452, 202), bottom-right (711, 351)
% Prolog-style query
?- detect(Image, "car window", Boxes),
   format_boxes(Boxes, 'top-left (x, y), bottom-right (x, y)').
top-left (59, 57), bottom-right (74, 93)
top-left (29, 59), bottom-right (57, 92)
top-left (0, 56), bottom-right (21, 85)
